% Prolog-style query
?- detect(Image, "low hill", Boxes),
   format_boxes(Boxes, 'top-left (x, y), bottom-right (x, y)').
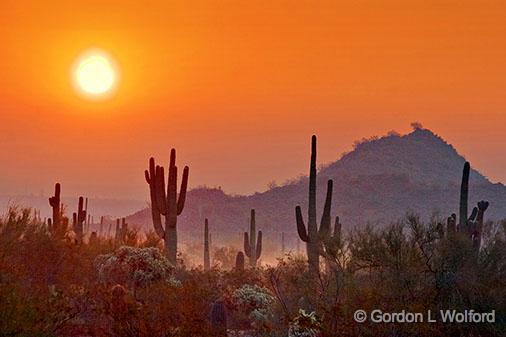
top-left (127, 127), bottom-right (506, 249)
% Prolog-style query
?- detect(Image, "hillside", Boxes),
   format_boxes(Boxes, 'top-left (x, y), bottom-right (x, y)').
top-left (127, 127), bottom-right (506, 249)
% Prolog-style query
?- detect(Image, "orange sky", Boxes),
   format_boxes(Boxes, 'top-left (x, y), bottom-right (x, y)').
top-left (0, 1), bottom-right (505, 198)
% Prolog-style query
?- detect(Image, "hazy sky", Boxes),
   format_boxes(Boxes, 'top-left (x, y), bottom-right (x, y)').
top-left (0, 1), bottom-right (505, 199)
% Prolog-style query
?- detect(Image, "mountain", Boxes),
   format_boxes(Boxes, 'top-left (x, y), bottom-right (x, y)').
top-left (127, 127), bottom-right (506, 249)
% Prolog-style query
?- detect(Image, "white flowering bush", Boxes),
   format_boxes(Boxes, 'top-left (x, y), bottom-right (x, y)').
top-left (96, 246), bottom-right (175, 288)
top-left (233, 284), bottom-right (274, 334)
top-left (288, 309), bottom-right (322, 337)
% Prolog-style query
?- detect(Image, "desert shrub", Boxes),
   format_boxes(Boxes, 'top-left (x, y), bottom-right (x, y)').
top-left (213, 245), bottom-right (240, 270)
top-left (96, 246), bottom-right (175, 290)
top-left (1, 207), bottom-right (505, 336)
top-left (233, 284), bottom-right (275, 334)
top-left (288, 309), bottom-right (322, 337)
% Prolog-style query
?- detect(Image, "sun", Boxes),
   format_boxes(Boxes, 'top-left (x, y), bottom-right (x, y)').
top-left (72, 49), bottom-right (119, 99)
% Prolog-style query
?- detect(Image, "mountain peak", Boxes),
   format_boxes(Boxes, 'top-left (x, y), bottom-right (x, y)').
top-left (128, 126), bottom-right (505, 238)
top-left (322, 126), bottom-right (487, 186)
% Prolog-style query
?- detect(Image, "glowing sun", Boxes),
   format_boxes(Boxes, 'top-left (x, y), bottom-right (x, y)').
top-left (72, 49), bottom-right (119, 99)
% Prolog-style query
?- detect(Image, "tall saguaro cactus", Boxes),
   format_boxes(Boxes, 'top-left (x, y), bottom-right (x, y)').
top-left (454, 162), bottom-right (489, 251)
top-left (244, 209), bottom-right (262, 267)
top-left (48, 183), bottom-right (61, 232)
top-left (459, 162), bottom-right (470, 229)
top-left (72, 196), bottom-right (86, 243)
top-left (145, 149), bottom-right (189, 265)
top-left (296, 135), bottom-right (334, 274)
top-left (204, 218), bottom-right (210, 271)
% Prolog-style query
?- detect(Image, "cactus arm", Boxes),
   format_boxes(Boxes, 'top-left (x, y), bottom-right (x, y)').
top-left (468, 207), bottom-right (478, 222)
top-left (146, 159), bottom-right (165, 239)
top-left (145, 157), bottom-right (156, 184)
top-left (459, 162), bottom-right (470, 227)
top-left (318, 180), bottom-right (333, 238)
top-left (296, 206), bottom-right (309, 242)
top-left (256, 230), bottom-right (262, 259)
top-left (244, 232), bottom-right (251, 257)
top-left (177, 166), bottom-right (189, 215)
top-left (476, 201), bottom-right (489, 225)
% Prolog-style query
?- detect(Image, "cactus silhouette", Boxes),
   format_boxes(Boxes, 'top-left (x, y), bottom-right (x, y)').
top-left (472, 200), bottom-right (489, 250)
top-left (115, 219), bottom-right (120, 241)
top-left (281, 232), bottom-right (285, 255)
top-left (48, 183), bottom-right (61, 233)
top-left (455, 162), bottom-right (489, 251)
top-left (72, 196), bottom-right (86, 243)
top-left (114, 218), bottom-right (128, 243)
top-left (296, 135), bottom-right (335, 274)
top-left (235, 251), bottom-right (245, 271)
top-left (99, 216), bottom-right (104, 237)
top-left (210, 300), bottom-right (227, 336)
top-left (459, 162), bottom-right (470, 229)
top-left (244, 209), bottom-right (262, 267)
top-left (204, 218), bottom-right (210, 271)
top-left (145, 149), bottom-right (189, 265)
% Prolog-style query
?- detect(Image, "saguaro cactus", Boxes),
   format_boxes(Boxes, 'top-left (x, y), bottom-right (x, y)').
top-left (121, 218), bottom-right (128, 242)
top-left (322, 216), bottom-right (342, 260)
top-left (115, 219), bottom-right (120, 241)
top-left (72, 196), bottom-right (86, 243)
top-left (472, 200), bottom-right (489, 250)
top-left (145, 149), bottom-right (189, 265)
top-left (295, 135), bottom-right (335, 274)
top-left (235, 252), bottom-right (245, 271)
top-left (114, 218), bottom-right (128, 242)
top-left (99, 216), bottom-right (104, 237)
top-left (210, 300), bottom-right (227, 336)
top-left (459, 162), bottom-right (470, 229)
top-left (244, 209), bottom-right (262, 267)
top-left (48, 183), bottom-right (61, 232)
top-left (455, 162), bottom-right (489, 251)
top-left (204, 218), bottom-right (210, 271)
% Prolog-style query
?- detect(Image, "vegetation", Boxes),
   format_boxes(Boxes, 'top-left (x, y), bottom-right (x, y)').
top-left (0, 136), bottom-right (504, 336)
top-left (145, 149), bottom-right (189, 265)
top-left (244, 209), bottom-right (262, 268)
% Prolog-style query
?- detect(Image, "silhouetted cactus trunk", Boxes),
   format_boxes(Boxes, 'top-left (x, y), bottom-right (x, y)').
top-left (204, 218), bottom-right (210, 271)
top-left (235, 251), bottom-right (245, 271)
top-left (72, 196), bottom-right (86, 243)
top-left (244, 209), bottom-right (262, 267)
top-left (473, 200), bottom-right (489, 250)
top-left (459, 162), bottom-right (470, 230)
top-left (281, 232), bottom-right (285, 255)
top-left (121, 218), bottom-right (128, 242)
top-left (455, 162), bottom-right (489, 251)
top-left (115, 219), bottom-right (120, 242)
top-left (145, 149), bottom-right (189, 265)
top-left (296, 135), bottom-right (334, 275)
top-left (48, 183), bottom-right (61, 233)
top-left (99, 216), bottom-right (104, 237)
top-left (210, 300), bottom-right (227, 336)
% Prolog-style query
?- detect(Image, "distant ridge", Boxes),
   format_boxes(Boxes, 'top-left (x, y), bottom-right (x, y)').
top-left (127, 126), bottom-right (506, 248)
